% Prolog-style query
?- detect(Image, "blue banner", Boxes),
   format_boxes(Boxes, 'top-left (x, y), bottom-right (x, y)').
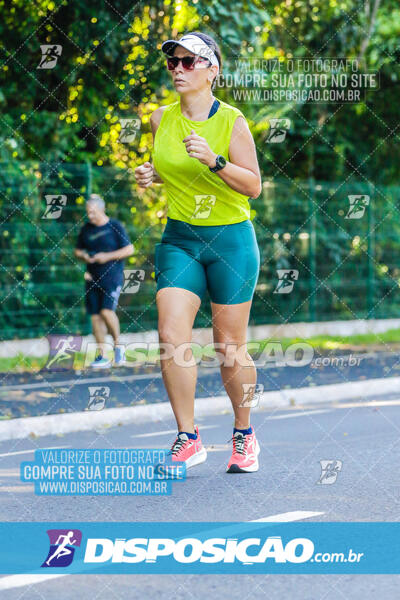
top-left (0, 522), bottom-right (399, 574)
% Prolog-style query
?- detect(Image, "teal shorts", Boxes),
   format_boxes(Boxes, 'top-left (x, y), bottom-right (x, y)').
top-left (154, 218), bottom-right (260, 304)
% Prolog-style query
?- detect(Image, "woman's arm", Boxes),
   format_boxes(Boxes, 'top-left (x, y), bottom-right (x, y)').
top-left (216, 116), bottom-right (262, 199)
top-left (183, 115), bottom-right (262, 199)
top-left (149, 108), bottom-right (165, 183)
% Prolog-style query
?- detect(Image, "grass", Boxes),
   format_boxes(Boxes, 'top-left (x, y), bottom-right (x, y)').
top-left (2, 328), bottom-right (400, 374)
top-left (273, 328), bottom-right (400, 351)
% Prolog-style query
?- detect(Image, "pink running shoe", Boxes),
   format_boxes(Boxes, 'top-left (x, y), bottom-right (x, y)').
top-left (167, 425), bottom-right (207, 470)
top-left (226, 426), bottom-right (260, 473)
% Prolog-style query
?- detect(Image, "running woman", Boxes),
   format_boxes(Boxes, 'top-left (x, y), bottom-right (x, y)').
top-left (75, 194), bottom-right (134, 367)
top-left (135, 32), bottom-right (262, 473)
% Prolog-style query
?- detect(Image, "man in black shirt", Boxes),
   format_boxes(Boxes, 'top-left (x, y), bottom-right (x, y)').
top-left (75, 194), bottom-right (134, 368)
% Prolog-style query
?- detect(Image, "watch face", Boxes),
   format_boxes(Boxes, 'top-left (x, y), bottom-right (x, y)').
top-left (217, 155), bottom-right (226, 168)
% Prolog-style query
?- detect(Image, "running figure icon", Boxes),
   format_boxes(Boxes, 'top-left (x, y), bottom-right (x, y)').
top-left (274, 269), bottom-right (298, 294)
top-left (46, 336), bottom-right (76, 368)
top-left (45, 531), bottom-right (77, 566)
top-left (37, 45), bottom-right (62, 69)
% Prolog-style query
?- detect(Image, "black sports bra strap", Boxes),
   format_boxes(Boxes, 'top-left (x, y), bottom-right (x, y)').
top-left (207, 98), bottom-right (220, 118)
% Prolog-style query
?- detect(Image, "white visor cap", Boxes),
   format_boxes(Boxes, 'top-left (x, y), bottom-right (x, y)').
top-left (161, 34), bottom-right (219, 72)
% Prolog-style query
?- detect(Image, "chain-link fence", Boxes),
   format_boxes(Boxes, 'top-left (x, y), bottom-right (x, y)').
top-left (1, 161), bottom-right (399, 340)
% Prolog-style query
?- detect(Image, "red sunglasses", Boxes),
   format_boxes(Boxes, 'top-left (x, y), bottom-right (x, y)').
top-left (166, 55), bottom-right (211, 71)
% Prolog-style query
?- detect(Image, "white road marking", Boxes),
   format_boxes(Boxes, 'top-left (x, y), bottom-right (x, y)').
top-left (264, 409), bottom-right (331, 420)
top-left (0, 446), bottom-right (68, 458)
top-left (334, 399), bottom-right (400, 408)
top-left (252, 510), bottom-right (324, 522)
top-left (0, 574), bottom-right (68, 591)
top-left (0, 485), bottom-right (34, 493)
top-left (132, 425), bottom-right (218, 438)
top-left (205, 444), bottom-right (230, 452)
top-left (0, 510), bottom-right (324, 590)
top-left (132, 412), bottom-right (329, 440)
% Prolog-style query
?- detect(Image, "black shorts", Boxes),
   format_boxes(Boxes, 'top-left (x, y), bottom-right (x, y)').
top-left (85, 278), bottom-right (122, 315)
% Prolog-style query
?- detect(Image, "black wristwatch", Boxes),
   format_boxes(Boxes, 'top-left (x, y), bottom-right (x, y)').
top-left (209, 154), bottom-right (227, 172)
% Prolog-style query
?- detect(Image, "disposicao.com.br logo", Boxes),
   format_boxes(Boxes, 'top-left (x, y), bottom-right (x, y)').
top-left (81, 535), bottom-right (363, 565)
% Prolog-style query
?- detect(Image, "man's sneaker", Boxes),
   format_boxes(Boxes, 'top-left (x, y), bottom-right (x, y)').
top-left (90, 355), bottom-right (112, 369)
top-left (114, 346), bottom-right (126, 366)
top-left (226, 426), bottom-right (260, 473)
top-left (159, 425), bottom-right (207, 476)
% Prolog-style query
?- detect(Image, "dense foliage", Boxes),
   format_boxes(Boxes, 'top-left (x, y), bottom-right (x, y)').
top-left (0, 0), bottom-right (399, 339)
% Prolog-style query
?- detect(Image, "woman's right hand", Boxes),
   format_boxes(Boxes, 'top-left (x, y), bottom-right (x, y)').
top-left (134, 161), bottom-right (155, 188)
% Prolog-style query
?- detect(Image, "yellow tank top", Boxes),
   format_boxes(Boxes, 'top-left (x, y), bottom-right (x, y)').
top-left (152, 99), bottom-right (251, 225)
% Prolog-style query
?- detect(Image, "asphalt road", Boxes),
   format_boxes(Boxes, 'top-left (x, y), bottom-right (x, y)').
top-left (0, 395), bottom-right (399, 598)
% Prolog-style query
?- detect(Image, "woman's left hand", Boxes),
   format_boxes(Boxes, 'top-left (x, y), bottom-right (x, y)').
top-left (183, 129), bottom-right (217, 168)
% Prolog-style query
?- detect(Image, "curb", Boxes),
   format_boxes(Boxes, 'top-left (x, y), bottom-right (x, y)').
top-left (1, 376), bottom-right (399, 442)
top-left (3, 317), bottom-right (400, 358)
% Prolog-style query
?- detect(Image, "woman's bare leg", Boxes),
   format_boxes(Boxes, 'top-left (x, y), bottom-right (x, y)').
top-left (211, 300), bottom-right (256, 430)
top-left (156, 287), bottom-right (201, 433)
